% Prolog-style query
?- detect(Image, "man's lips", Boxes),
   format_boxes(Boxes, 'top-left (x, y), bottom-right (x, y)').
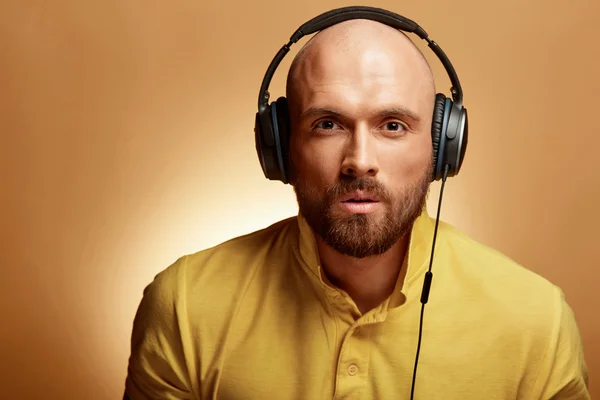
top-left (339, 191), bottom-right (380, 203)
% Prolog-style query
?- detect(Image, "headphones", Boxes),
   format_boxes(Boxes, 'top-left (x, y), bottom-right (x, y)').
top-left (254, 6), bottom-right (468, 184)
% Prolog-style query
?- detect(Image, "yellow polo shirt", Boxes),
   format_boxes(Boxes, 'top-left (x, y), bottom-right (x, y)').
top-left (124, 208), bottom-right (590, 399)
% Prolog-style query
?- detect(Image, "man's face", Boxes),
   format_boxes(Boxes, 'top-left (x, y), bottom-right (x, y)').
top-left (287, 24), bottom-right (435, 259)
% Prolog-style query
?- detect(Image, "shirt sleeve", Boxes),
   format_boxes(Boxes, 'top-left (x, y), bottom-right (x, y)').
top-left (535, 287), bottom-right (590, 400)
top-left (124, 257), bottom-right (194, 400)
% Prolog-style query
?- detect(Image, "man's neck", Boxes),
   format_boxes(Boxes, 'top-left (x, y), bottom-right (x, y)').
top-left (316, 235), bottom-right (409, 315)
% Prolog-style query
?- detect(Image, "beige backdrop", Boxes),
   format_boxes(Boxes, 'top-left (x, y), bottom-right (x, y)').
top-left (1, 0), bottom-right (598, 398)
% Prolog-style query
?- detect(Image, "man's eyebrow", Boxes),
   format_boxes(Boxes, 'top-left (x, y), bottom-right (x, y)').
top-left (299, 106), bottom-right (422, 124)
top-left (375, 107), bottom-right (422, 124)
top-left (299, 107), bottom-right (344, 120)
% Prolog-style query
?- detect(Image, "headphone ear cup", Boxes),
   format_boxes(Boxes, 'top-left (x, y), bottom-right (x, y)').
top-left (255, 101), bottom-right (284, 182)
top-left (443, 103), bottom-right (468, 179)
top-left (255, 108), bottom-right (273, 180)
top-left (431, 94), bottom-right (447, 181)
top-left (275, 97), bottom-right (290, 183)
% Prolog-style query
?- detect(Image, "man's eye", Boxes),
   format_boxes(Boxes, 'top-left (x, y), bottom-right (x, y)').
top-left (315, 120), bottom-right (339, 130)
top-left (384, 122), bottom-right (405, 132)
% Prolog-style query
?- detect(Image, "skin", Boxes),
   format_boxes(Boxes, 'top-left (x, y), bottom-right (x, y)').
top-left (286, 19), bottom-right (436, 314)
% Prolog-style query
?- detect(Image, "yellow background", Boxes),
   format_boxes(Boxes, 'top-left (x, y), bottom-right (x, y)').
top-left (1, 0), bottom-right (598, 398)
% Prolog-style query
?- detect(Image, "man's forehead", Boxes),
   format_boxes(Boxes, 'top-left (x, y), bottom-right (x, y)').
top-left (285, 19), bottom-right (435, 109)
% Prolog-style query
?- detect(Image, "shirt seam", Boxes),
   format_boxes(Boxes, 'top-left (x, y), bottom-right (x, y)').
top-left (178, 255), bottom-right (197, 399)
top-left (526, 284), bottom-right (561, 400)
top-left (205, 250), bottom-right (265, 398)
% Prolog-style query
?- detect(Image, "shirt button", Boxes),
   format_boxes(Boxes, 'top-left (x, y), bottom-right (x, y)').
top-left (348, 364), bottom-right (358, 376)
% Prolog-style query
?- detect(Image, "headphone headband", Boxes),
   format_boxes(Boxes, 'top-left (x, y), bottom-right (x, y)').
top-left (255, 6), bottom-right (469, 185)
top-left (291, 7), bottom-right (427, 41)
top-left (258, 6), bottom-right (463, 114)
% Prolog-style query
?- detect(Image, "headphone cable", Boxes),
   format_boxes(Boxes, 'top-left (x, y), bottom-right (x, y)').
top-left (410, 163), bottom-right (450, 400)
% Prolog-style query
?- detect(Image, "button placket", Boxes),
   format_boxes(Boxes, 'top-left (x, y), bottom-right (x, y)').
top-left (333, 323), bottom-right (373, 399)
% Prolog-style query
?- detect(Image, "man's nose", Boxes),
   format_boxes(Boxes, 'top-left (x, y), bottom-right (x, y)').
top-left (340, 127), bottom-right (379, 178)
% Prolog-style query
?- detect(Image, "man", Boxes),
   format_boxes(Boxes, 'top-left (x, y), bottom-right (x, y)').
top-left (123, 16), bottom-right (590, 400)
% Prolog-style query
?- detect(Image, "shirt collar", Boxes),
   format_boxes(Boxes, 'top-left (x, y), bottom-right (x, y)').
top-left (295, 205), bottom-right (435, 303)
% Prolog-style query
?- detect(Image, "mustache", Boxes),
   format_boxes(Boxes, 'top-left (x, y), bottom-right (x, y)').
top-left (325, 176), bottom-right (392, 202)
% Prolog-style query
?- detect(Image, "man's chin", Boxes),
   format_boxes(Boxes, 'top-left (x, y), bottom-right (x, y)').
top-left (323, 234), bottom-right (397, 259)
top-left (330, 218), bottom-right (369, 234)
top-left (329, 204), bottom-right (385, 222)
top-left (321, 221), bottom-right (396, 256)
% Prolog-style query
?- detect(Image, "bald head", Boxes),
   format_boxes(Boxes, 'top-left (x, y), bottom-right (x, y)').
top-left (285, 19), bottom-right (436, 114)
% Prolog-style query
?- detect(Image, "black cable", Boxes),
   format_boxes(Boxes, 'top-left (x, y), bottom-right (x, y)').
top-left (410, 163), bottom-right (450, 400)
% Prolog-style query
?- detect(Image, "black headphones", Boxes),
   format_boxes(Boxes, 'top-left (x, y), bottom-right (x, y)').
top-left (255, 6), bottom-right (468, 184)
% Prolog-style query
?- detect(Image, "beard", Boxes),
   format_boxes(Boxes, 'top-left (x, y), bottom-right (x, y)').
top-left (292, 160), bottom-right (433, 259)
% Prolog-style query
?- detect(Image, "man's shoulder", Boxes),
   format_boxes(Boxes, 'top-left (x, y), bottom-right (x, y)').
top-left (437, 219), bottom-right (559, 312)
top-left (146, 215), bottom-right (299, 300)
top-left (186, 215), bottom-right (298, 269)
top-left (435, 220), bottom-right (567, 344)
top-left (439, 219), bottom-right (554, 286)
top-left (434, 221), bottom-right (589, 398)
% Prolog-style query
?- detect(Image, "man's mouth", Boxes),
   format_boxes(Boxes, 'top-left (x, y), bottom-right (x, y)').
top-left (345, 199), bottom-right (376, 203)
top-left (337, 191), bottom-right (381, 214)
top-left (339, 191), bottom-right (380, 203)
